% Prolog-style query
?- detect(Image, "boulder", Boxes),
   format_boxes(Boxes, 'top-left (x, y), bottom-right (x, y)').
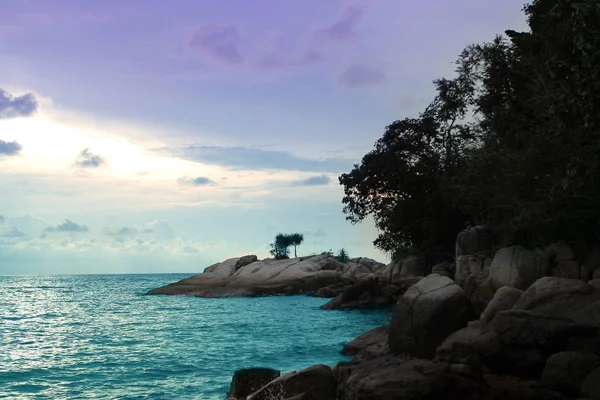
top-left (313, 285), bottom-right (345, 298)
top-left (348, 257), bottom-right (387, 273)
top-left (513, 277), bottom-right (594, 313)
top-left (235, 255), bottom-right (258, 270)
top-left (399, 255), bottom-right (427, 279)
top-left (541, 351), bottom-right (600, 397)
top-left (438, 277), bottom-right (600, 378)
top-left (463, 273), bottom-right (496, 316)
top-left (455, 255), bottom-right (493, 287)
top-left (333, 357), bottom-right (492, 400)
top-left (455, 225), bottom-right (494, 257)
top-left (321, 278), bottom-right (418, 310)
top-left (247, 364), bottom-right (336, 400)
top-left (489, 246), bottom-right (550, 290)
top-left (342, 326), bottom-right (389, 360)
top-left (480, 286), bottom-right (523, 325)
top-left (431, 261), bottom-right (455, 279)
top-left (226, 367), bottom-right (281, 400)
top-left (389, 274), bottom-right (474, 358)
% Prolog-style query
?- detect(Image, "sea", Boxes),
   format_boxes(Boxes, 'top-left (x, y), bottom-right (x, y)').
top-left (0, 274), bottom-right (392, 399)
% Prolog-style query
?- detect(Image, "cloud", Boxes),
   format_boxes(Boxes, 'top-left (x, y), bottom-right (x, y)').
top-left (338, 65), bottom-right (386, 88)
top-left (0, 215), bottom-right (4, 223)
top-left (8, 215), bottom-right (48, 235)
top-left (0, 140), bottom-right (23, 156)
top-left (0, 89), bottom-right (38, 119)
top-left (178, 176), bottom-right (216, 186)
top-left (291, 174), bottom-right (331, 186)
top-left (189, 23), bottom-right (243, 65)
top-left (0, 227), bottom-right (26, 238)
top-left (45, 219), bottom-right (89, 233)
top-left (74, 148), bottom-right (106, 168)
top-left (147, 219), bottom-right (175, 241)
top-left (169, 146), bottom-right (353, 173)
top-left (316, 6), bottom-right (363, 42)
top-left (102, 226), bottom-right (154, 237)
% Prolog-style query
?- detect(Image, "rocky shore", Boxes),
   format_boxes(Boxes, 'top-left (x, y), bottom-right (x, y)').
top-left (149, 225), bottom-right (600, 399)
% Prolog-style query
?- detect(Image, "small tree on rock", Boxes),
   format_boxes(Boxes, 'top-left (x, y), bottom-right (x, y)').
top-left (336, 248), bottom-right (350, 263)
top-left (288, 233), bottom-right (304, 258)
top-left (269, 233), bottom-right (291, 259)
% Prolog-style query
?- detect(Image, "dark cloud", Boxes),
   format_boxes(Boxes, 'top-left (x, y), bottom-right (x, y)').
top-left (0, 140), bottom-right (22, 156)
top-left (0, 89), bottom-right (38, 119)
top-left (292, 174), bottom-right (331, 186)
top-left (338, 65), bottom-right (386, 88)
top-left (316, 6), bottom-right (363, 41)
top-left (168, 146), bottom-right (353, 173)
top-left (45, 219), bottom-right (89, 233)
top-left (178, 176), bottom-right (216, 186)
top-left (189, 24), bottom-right (243, 65)
top-left (103, 226), bottom-right (154, 237)
top-left (75, 148), bottom-right (106, 168)
top-left (0, 227), bottom-right (26, 238)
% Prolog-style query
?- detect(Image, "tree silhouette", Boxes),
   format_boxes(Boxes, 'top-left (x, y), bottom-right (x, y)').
top-left (269, 233), bottom-right (292, 259)
top-left (268, 232), bottom-right (304, 259)
top-left (288, 233), bottom-right (304, 258)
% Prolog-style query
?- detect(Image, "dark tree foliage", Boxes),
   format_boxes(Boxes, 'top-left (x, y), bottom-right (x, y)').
top-left (340, 0), bottom-right (600, 260)
top-left (269, 232), bottom-right (304, 259)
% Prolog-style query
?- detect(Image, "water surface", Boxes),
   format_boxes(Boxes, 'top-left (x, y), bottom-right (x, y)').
top-left (0, 274), bottom-right (391, 399)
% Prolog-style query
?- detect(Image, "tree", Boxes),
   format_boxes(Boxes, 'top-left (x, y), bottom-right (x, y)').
top-left (288, 233), bottom-right (304, 258)
top-left (336, 248), bottom-right (350, 263)
top-left (340, 0), bottom-right (600, 258)
top-left (269, 233), bottom-right (291, 259)
top-left (339, 79), bottom-right (474, 258)
top-left (268, 232), bottom-right (304, 259)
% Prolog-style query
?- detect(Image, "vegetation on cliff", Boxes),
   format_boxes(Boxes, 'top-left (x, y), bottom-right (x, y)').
top-left (340, 0), bottom-right (600, 262)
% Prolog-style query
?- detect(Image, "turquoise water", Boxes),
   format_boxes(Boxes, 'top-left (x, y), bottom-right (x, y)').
top-left (0, 274), bottom-right (391, 399)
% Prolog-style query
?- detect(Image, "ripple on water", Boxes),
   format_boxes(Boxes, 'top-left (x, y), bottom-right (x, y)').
top-left (0, 274), bottom-right (391, 399)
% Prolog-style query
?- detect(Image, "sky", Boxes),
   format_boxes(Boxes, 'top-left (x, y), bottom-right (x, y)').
top-left (0, 0), bottom-right (529, 274)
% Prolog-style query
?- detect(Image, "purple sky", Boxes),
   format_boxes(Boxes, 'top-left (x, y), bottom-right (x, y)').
top-left (0, 0), bottom-right (528, 273)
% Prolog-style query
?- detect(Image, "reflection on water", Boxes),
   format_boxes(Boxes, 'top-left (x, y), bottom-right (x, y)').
top-left (0, 274), bottom-right (391, 399)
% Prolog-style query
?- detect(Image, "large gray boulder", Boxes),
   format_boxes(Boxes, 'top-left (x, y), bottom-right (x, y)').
top-left (342, 326), bottom-right (389, 361)
top-left (541, 351), bottom-right (600, 397)
top-left (389, 274), bottom-right (474, 358)
top-left (480, 286), bottom-right (523, 325)
top-left (333, 357), bottom-right (491, 400)
top-left (437, 276), bottom-right (600, 379)
top-left (489, 246), bottom-right (550, 290)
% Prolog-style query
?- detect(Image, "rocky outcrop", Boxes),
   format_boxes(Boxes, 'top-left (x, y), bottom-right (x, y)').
top-left (227, 367), bottom-right (280, 400)
top-left (437, 277), bottom-right (600, 379)
top-left (333, 357), bottom-right (493, 400)
top-left (147, 255), bottom-right (382, 297)
top-left (341, 326), bottom-right (389, 361)
top-left (247, 365), bottom-right (336, 400)
top-left (321, 277), bottom-right (421, 310)
top-left (388, 274), bottom-right (474, 358)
